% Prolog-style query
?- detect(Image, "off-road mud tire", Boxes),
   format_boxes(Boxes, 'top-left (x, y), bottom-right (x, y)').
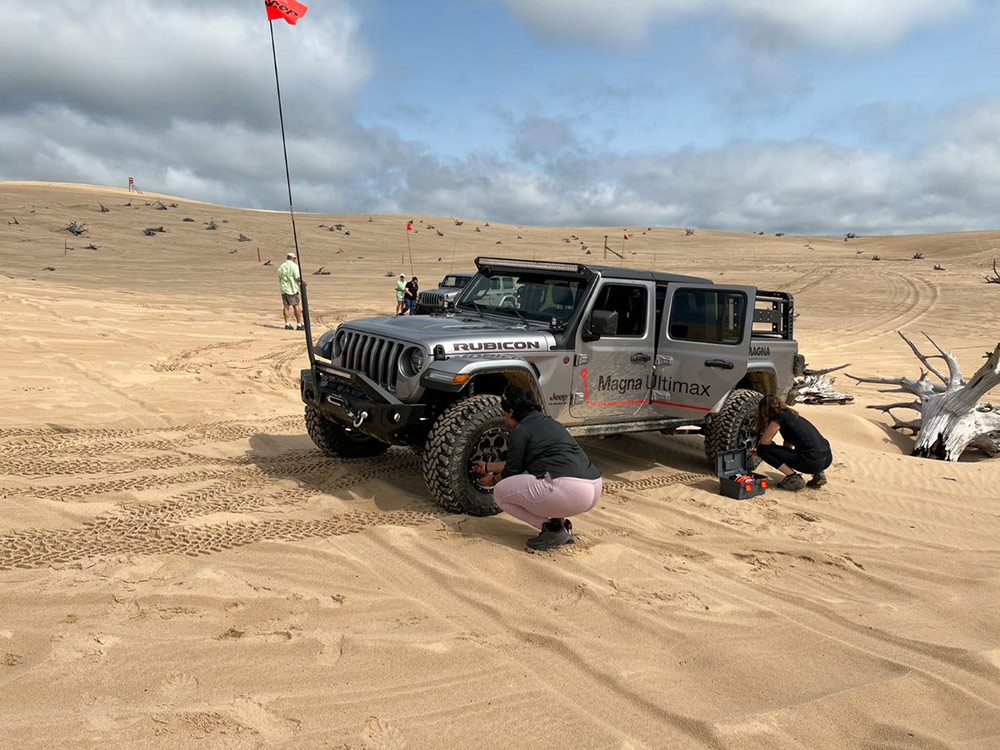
top-left (422, 394), bottom-right (507, 516)
top-left (305, 405), bottom-right (391, 458)
top-left (703, 389), bottom-right (763, 468)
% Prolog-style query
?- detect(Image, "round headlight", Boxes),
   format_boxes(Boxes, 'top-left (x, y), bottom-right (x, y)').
top-left (399, 347), bottom-right (425, 377)
top-left (331, 329), bottom-right (347, 359)
top-left (409, 348), bottom-right (426, 374)
top-left (316, 330), bottom-right (337, 360)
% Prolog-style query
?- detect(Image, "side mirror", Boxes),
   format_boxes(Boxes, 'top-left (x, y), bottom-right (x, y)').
top-left (582, 309), bottom-right (618, 342)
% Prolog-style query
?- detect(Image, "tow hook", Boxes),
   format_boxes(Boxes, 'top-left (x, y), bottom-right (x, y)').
top-left (353, 410), bottom-right (369, 428)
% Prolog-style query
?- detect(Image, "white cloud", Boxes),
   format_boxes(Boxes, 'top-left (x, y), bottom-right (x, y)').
top-left (1, 0), bottom-right (997, 236)
top-left (0, 1), bottom-right (369, 127)
top-left (504, 0), bottom-right (971, 49)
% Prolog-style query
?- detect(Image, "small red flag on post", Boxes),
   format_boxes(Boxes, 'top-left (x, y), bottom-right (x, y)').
top-left (406, 221), bottom-right (413, 232)
top-left (265, 0), bottom-right (309, 25)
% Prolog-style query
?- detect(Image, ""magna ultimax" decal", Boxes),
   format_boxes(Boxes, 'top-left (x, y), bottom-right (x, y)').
top-left (597, 374), bottom-right (711, 397)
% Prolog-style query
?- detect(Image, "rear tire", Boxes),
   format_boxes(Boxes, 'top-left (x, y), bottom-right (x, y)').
top-left (704, 389), bottom-right (763, 469)
top-left (421, 395), bottom-right (507, 516)
top-left (305, 405), bottom-right (391, 458)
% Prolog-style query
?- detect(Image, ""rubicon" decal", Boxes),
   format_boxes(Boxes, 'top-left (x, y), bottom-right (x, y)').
top-left (451, 341), bottom-right (542, 352)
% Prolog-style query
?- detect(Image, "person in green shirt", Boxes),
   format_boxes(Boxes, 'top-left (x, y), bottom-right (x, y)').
top-left (394, 273), bottom-right (407, 315)
top-left (278, 252), bottom-right (304, 330)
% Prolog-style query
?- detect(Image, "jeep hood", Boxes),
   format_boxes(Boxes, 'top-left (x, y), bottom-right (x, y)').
top-left (340, 314), bottom-right (554, 351)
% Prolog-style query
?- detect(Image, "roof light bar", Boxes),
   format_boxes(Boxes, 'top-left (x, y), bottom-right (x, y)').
top-left (475, 257), bottom-right (585, 273)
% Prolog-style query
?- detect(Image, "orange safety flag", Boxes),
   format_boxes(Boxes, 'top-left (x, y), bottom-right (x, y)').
top-left (265, 0), bottom-right (309, 25)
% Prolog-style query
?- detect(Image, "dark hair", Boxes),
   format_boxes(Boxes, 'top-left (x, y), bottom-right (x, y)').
top-left (755, 393), bottom-right (798, 432)
top-left (500, 385), bottom-right (540, 422)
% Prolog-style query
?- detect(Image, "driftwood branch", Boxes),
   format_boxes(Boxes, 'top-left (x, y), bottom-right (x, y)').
top-left (803, 362), bottom-right (849, 378)
top-left (987, 258), bottom-right (1000, 284)
top-left (848, 332), bottom-right (1000, 460)
top-left (789, 360), bottom-right (854, 404)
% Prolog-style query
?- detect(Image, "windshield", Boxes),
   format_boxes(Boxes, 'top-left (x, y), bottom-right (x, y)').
top-left (440, 275), bottom-right (472, 288)
top-left (456, 271), bottom-right (588, 323)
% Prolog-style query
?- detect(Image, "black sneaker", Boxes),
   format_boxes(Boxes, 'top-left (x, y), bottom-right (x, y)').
top-left (284, 323), bottom-right (293, 330)
top-left (807, 471), bottom-right (827, 489)
top-left (527, 519), bottom-right (574, 551)
top-left (561, 518), bottom-right (575, 543)
top-left (296, 323), bottom-right (305, 331)
top-left (778, 473), bottom-right (806, 491)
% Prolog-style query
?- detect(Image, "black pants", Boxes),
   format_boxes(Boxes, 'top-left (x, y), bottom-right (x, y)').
top-left (757, 444), bottom-right (832, 475)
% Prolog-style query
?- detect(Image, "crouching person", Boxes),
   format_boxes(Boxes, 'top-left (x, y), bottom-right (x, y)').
top-left (753, 394), bottom-right (832, 491)
top-left (474, 386), bottom-right (602, 551)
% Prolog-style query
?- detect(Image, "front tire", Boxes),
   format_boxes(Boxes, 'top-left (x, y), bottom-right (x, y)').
top-left (421, 395), bottom-right (507, 516)
top-left (704, 389), bottom-right (763, 469)
top-left (305, 405), bottom-right (391, 458)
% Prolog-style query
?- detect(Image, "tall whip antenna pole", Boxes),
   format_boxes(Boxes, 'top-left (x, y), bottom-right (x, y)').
top-left (269, 19), bottom-right (315, 364)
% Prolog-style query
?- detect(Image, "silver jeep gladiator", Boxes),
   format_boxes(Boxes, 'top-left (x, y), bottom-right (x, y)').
top-left (301, 257), bottom-right (800, 515)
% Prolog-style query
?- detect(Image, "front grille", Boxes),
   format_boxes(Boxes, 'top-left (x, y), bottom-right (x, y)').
top-left (340, 331), bottom-right (405, 391)
top-left (419, 291), bottom-right (446, 308)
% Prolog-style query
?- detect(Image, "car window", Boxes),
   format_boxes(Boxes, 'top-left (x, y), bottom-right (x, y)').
top-left (668, 289), bottom-right (746, 344)
top-left (591, 284), bottom-right (647, 337)
top-left (457, 272), bottom-right (587, 322)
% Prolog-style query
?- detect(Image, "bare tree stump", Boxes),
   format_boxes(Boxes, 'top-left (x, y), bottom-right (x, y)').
top-left (847, 332), bottom-right (1000, 460)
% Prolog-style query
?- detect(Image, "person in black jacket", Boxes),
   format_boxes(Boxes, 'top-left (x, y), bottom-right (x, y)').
top-left (474, 386), bottom-right (602, 550)
top-left (752, 394), bottom-right (832, 491)
top-left (404, 276), bottom-right (419, 315)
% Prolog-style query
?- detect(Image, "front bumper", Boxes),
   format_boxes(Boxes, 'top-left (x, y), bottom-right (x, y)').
top-left (300, 362), bottom-right (427, 443)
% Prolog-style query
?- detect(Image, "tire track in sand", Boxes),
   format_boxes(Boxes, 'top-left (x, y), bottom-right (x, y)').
top-left (1, 407), bottom-right (710, 570)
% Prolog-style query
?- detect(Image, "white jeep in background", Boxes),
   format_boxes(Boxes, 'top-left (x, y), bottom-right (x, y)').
top-left (413, 273), bottom-right (474, 315)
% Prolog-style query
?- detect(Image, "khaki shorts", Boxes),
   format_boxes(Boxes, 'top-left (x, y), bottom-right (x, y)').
top-left (282, 293), bottom-right (300, 306)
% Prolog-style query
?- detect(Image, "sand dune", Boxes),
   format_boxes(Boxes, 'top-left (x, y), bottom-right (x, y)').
top-left (1, 181), bottom-right (998, 749)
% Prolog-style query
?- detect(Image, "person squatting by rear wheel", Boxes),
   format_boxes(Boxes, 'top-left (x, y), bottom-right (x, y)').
top-left (751, 394), bottom-right (832, 491)
top-left (473, 386), bottom-right (602, 551)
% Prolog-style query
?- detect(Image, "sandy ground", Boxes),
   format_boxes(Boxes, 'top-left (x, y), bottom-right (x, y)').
top-left (1, 181), bottom-right (999, 749)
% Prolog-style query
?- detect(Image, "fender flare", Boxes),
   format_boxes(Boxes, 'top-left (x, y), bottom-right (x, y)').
top-left (737, 366), bottom-right (778, 398)
top-left (421, 358), bottom-right (542, 402)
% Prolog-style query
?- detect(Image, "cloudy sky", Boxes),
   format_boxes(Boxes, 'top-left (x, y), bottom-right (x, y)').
top-left (2, 0), bottom-right (999, 235)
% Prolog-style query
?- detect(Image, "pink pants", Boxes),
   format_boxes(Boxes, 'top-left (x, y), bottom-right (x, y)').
top-left (493, 473), bottom-right (603, 530)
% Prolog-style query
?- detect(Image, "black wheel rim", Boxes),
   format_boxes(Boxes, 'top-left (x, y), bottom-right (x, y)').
top-left (468, 425), bottom-right (508, 491)
top-left (737, 412), bottom-right (759, 451)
